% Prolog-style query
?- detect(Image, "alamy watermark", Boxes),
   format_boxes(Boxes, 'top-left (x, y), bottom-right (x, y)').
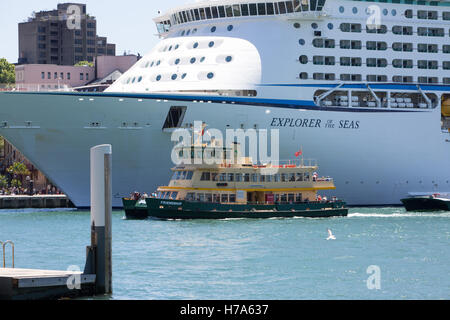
top-left (366, 265), bottom-right (381, 290)
top-left (170, 121), bottom-right (281, 173)
top-left (66, 265), bottom-right (82, 290)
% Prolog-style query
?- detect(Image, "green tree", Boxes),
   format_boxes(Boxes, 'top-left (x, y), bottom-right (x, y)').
top-left (74, 61), bottom-right (94, 67)
top-left (7, 161), bottom-right (30, 185)
top-left (0, 58), bottom-right (15, 85)
top-left (0, 175), bottom-right (8, 189)
top-left (10, 179), bottom-right (21, 188)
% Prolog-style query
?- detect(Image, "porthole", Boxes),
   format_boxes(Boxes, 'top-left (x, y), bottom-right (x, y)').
top-left (383, 9), bottom-right (388, 16)
top-left (168, 46), bottom-right (172, 51)
top-left (126, 78), bottom-right (131, 84)
top-left (156, 75), bottom-right (161, 81)
top-left (327, 23), bottom-right (333, 30)
top-left (207, 72), bottom-right (214, 79)
top-left (192, 28), bottom-right (197, 34)
top-left (208, 41), bottom-right (215, 48)
top-left (311, 23), bottom-right (318, 29)
top-left (181, 73), bottom-right (187, 79)
top-left (150, 61), bottom-right (154, 67)
top-left (339, 6), bottom-right (344, 13)
top-left (299, 55), bottom-right (308, 64)
top-left (211, 26), bottom-right (216, 33)
top-left (193, 42), bottom-right (199, 49)
top-left (200, 57), bottom-right (205, 63)
top-left (156, 60), bottom-right (161, 66)
top-left (190, 57), bottom-right (196, 64)
top-left (175, 58), bottom-right (180, 65)
top-left (299, 72), bottom-right (308, 80)
top-left (145, 62), bottom-right (150, 68)
top-left (299, 39), bottom-right (305, 45)
top-left (174, 44), bottom-right (179, 50)
top-left (138, 76), bottom-right (143, 82)
top-left (181, 30), bottom-right (185, 36)
top-left (171, 74), bottom-right (177, 80)
top-left (293, 23), bottom-right (300, 29)
top-left (391, 9), bottom-right (397, 16)
top-left (225, 56), bottom-right (232, 62)
top-left (132, 77), bottom-right (136, 83)
top-left (186, 29), bottom-right (191, 36)
top-left (352, 7), bottom-right (357, 14)
top-left (227, 25), bottom-right (233, 31)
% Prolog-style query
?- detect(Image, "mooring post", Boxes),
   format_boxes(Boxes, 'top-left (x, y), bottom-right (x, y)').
top-left (86, 144), bottom-right (112, 295)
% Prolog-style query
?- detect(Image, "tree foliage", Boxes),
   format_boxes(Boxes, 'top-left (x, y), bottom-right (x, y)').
top-left (74, 61), bottom-right (94, 67)
top-left (0, 58), bottom-right (15, 84)
top-left (0, 175), bottom-right (8, 188)
top-left (7, 161), bottom-right (30, 177)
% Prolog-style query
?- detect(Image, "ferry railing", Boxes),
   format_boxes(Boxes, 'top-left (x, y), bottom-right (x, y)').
top-left (256, 159), bottom-right (318, 168)
top-left (1, 240), bottom-right (15, 268)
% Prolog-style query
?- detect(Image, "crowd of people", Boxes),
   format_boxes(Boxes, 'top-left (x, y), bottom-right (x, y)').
top-left (0, 185), bottom-right (63, 196)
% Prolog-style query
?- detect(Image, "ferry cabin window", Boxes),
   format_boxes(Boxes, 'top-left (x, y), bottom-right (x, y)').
top-left (212, 7), bottom-right (219, 18)
top-left (170, 192), bottom-right (178, 200)
top-left (228, 173), bottom-right (234, 182)
top-left (206, 193), bottom-right (212, 202)
top-left (296, 173), bottom-right (303, 181)
top-left (241, 4), bottom-right (249, 16)
top-left (289, 173), bottom-right (296, 182)
top-left (249, 3), bottom-right (257, 15)
top-left (186, 171), bottom-right (193, 180)
top-left (226, 5), bottom-right (233, 17)
top-left (186, 193), bottom-right (195, 201)
top-left (235, 173), bottom-right (243, 182)
top-left (213, 194), bottom-right (220, 203)
top-left (220, 173), bottom-right (227, 182)
top-left (200, 172), bottom-right (210, 181)
top-left (251, 173), bottom-right (258, 182)
top-left (218, 6), bottom-right (226, 18)
top-left (233, 4), bottom-right (241, 16)
top-left (288, 194), bottom-right (295, 203)
top-left (296, 193), bottom-right (302, 202)
top-left (244, 173), bottom-right (250, 182)
top-left (221, 194), bottom-right (229, 203)
top-left (229, 194), bottom-right (236, 203)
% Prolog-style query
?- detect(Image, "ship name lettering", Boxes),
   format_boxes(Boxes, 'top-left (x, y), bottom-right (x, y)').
top-left (270, 117), bottom-right (322, 128)
top-left (338, 120), bottom-right (360, 129)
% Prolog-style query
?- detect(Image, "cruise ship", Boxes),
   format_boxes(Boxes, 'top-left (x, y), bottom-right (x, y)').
top-left (1, 0), bottom-right (450, 207)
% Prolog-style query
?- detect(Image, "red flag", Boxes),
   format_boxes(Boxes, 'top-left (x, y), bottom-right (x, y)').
top-left (295, 149), bottom-right (303, 157)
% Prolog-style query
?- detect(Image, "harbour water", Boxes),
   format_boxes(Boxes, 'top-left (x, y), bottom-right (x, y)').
top-left (0, 207), bottom-right (448, 300)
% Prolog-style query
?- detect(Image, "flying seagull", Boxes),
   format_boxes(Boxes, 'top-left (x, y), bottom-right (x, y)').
top-left (327, 228), bottom-right (336, 240)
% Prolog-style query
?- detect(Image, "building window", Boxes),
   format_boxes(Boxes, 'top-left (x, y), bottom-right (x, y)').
top-left (80, 73), bottom-right (84, 81)
top-left (67, 73), bottom-right (71, 80)
top-left (41, 72), bottom-right (45, 80)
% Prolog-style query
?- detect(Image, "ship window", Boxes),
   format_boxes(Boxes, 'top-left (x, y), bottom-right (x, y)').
top-left (175, 58), bottom-right (180, 65)
top-left (218, 6), bottom-right (226, 17)
top-left (296, 193), bottom-right (302, 202)
top-left (352, 7), bottom-right (357, 14)
top-left (209, 41), bottom-right (215, 48)
top-left (289, 173), bottom-right (296, 181)
top-left (227, 173), bottom-right (234, 182)
top-left (170, 192), bottom-right (178, 200)
top-left (294, 23), bottom-right (300, 29)
top-left (225, 56), bottom-right (233, 62)
top-left (201, 172), bottom-right (211, 181)
top-left (299, 39), bottom-right (305, 45)
top-left (190, 57), bottom-right (196, 64)
top-left (444, 78), bottom-right (450, 84)
top-left (200, 57), bottom-right (206, 62)
top-left (235, 173), bottom-right (243, 182)
top-left (443, 61), bottom-right (450, 70)
top-left (193, 42), bottom-right (199, 49)
top-left (244, 173), bottom-right (250, 182)
top-left (299, 72), bottom-right (308, 79)
top-left (286, 1), bottom-right (293, 13)
top-left (186, 171), bottom-right (193, 180)
top-left (204, 7), bottom-right (211, 19)
top-left (181, 73), bottom-right (187, 79)
top-left (225, 5), bottom-right (233, 17)
top-left (186, 193), bottom-right (195, 201)
top-left (194, 9), bottom-right (200, 20)
top-left (229, 194), bottom-right (236, 203)
top-left (274, 174), bottom-right (280, 182)
top-left (171, 74), bottom-right (178, 80)
top-left (156, 75), bottom-right (161, 81)
top-left (339, 6), bottom-right (344, 13)
top-left (443, 45), bottom-right (450, 53)
top-left (328, 23), bottom-right (333, 30)
top-left (162, 106), bottom-right (186, 129)
top-left (212, 7), bottom-right (219, 18)
top-left (233, 4), bottom-right (241, 16)
top-left (288, 193), bottom-right (295, 203)
top-left (211, 26), bottom-right (216, 33)
top-left (227, 25), bottom-right (233, 31)
top-left (221, 194), bottom-right (228, 203)
top-left (296, 173), bottom-right (303, 181)
top-left (241, 4), bottom-right (249, 16)
top-left (281, 173), bottom-right (287, 182)
top-left (278, 2), bottom-right (286, 14)
top-left (280, 194), bottom-right (287, 202)
top-left (444, 12), bottom-right (450, 21)
top-left (405, 9), bottom-right (413, 18)
top-left (251, 173), bottom-right (258, 182)
top-left (220, 173), bottom-right (227, 181)
top-left (314, 73), bottom-right (324, 80)
top-left (249, 3), bottom-right (257, 15)
top-left (299, 55), bottom-right (308, 64)
top-left (258, 3), bottom-right (266, 15)
top-left (267, 3), bottom-right (274, 15)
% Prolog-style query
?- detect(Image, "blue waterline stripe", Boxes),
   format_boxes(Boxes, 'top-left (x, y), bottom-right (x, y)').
top-left (259, 83), bottom-right (450, 91)
top-left (2, 91), bottom-right (429, 113)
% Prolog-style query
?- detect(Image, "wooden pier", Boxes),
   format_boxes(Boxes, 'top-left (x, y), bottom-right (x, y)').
top-left (0, 195), bottom-right (74, 209)
top-left (0, 268), bottom-right (96, 300)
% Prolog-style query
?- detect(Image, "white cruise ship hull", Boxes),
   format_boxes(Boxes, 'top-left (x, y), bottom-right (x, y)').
top-left (1, 91), bottom-right (449, 207)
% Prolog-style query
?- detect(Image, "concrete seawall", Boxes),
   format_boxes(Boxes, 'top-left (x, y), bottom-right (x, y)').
top-left (0, 195), bottom-right (74, 209)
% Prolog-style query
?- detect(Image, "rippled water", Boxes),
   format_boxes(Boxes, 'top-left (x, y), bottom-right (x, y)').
top-left (0, 207), bottom-right (449, 300)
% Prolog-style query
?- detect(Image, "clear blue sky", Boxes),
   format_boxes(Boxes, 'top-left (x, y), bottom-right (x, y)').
top-left (0, 0), bottom-right (189, 63)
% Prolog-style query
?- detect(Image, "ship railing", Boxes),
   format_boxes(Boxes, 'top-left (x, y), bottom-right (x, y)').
top-left (1, 240), bottom-right (15, 268)
top-left (257, 159), bottom-right (318, 168)
top-left (2, 83), bottom-right (74, 92)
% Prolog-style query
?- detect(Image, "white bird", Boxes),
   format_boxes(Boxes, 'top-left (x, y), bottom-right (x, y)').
top-left (327, 228), bottom-right (336, 240)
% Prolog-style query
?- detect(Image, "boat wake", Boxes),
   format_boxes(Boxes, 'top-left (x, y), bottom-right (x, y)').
top-left (348, 211), bottom-right (450, 218)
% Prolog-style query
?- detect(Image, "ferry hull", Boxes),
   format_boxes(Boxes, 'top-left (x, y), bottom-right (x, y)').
top-left (123, 198), bottom-right (348, 220)
top-left (401, 197), bottom-right (450, 212)
top-left (0, 91), bottom-right (449, 207)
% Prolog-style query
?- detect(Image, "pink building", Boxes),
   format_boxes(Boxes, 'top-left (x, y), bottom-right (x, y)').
top-left (15, 64), bottom-right (95, 91)
top-left (14, 55), bottom-right (138, 92)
